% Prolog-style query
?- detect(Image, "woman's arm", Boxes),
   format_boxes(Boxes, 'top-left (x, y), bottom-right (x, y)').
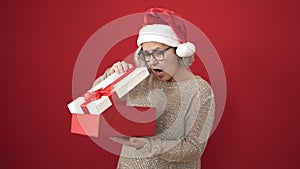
top-left (138, 81), bottom-right (215, 162)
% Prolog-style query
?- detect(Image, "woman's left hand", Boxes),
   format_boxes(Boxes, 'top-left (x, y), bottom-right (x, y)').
top-left (109, 137), bottom-right (147, 149)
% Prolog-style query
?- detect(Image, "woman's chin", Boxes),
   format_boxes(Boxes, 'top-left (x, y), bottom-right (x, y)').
top-left (156, 74), bottom-right (174, 82)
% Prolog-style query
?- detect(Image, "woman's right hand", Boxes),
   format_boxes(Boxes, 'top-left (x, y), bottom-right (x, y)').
top-left (110, 61), bottom-right (133, 74)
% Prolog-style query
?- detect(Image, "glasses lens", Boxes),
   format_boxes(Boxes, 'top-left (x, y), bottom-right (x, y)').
top-left (139, 51), bottom-right (151, 61)
top-left (152, 51), bottom-right (164, 61)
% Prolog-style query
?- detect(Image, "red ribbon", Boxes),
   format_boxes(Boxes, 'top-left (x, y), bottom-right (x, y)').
top-left (83, 87), bottom-right (112, 102)
top-left (81, 68), bottom-right (135, 114)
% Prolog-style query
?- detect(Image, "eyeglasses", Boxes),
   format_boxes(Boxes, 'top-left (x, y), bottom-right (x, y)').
top-left (138, 46), bottom-right (173, 62)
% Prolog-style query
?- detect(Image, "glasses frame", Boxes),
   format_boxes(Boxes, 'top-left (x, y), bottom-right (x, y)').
top-left (138, 46), bottom-right (174, 62)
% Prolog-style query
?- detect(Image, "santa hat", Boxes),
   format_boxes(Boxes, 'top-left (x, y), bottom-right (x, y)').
top-left (137, 8), bottom-right (195, 57)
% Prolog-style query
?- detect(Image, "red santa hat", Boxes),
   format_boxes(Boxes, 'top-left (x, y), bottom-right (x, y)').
top-left (137, 8), bottom-right (195, 57)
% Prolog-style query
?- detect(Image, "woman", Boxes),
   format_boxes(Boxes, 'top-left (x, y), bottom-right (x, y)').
top-left (93, 8), bottom-right (215, 169)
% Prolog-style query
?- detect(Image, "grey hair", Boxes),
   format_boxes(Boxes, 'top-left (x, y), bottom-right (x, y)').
top-left (134, 46), bottom-right (148, 67)
top-left (178, 55), bottom-right (194, 67)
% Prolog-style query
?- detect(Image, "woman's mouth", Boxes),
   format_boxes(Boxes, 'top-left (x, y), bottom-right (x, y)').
top-left (152, 68), bottom-right (164, 76)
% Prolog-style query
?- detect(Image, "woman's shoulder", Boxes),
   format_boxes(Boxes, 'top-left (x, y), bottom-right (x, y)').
top-left (193, 75), bottom-right (214, 98)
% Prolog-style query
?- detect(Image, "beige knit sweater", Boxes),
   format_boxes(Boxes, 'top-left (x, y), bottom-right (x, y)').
top-left (93, 68), bottom-right (215, 169)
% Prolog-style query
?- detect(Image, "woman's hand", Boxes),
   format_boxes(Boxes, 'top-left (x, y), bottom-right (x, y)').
top-left (109, 137), bottom-right (147, 149)
top-left (110, 61), bottom-right (133, 74)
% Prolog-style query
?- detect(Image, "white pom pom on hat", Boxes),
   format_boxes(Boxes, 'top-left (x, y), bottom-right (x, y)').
top-left (137, 8), bottom-right (196, 57)
top-left (176, 42), bottom-right (196, 57)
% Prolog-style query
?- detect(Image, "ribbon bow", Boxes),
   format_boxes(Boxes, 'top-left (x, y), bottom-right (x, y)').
top-left (83, 87), bottom-right (112, 101)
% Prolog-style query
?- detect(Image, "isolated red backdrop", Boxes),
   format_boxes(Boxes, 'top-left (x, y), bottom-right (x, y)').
top-left (1, 0), bottom-right (299, 169)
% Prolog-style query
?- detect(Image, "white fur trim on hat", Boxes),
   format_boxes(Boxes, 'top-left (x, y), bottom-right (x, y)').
top-left (176, 42), bottom-right (196, 57)
top-left (137, 24), bottom-right (196, 57)
top-left (137, 24), bottom-right (180, 47)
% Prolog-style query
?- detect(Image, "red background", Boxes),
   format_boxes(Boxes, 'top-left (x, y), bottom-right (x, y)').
top-left (1, 0), bottom-right (299, 168)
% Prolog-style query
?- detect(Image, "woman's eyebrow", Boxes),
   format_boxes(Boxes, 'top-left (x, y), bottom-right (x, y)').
top-left (153, 47), bottom-right (163, 50)
top-left (143, 47), bottom-right (163, 52)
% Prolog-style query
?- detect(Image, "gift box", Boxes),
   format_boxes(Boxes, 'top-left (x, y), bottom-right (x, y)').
top-left (67, 67), bottom-right (156, 137)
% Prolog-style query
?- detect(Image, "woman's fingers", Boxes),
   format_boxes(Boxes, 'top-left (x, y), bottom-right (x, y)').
top-left (128, 63), bottom-right (134, 69)
top-left (111, 61), bottom-right (133, 74)
top-left (117, 61), bottom-right (125, 73)
top-left (111, 61), bottom-right (120, 73)
top-left (121, 61), bottom-right (129, 72)
top-left (109, 137), bottom-right (146, 149)
top-left (109, 137), bottom-right (130, 146)
top-left (129, 137), bottom-right (147, 148)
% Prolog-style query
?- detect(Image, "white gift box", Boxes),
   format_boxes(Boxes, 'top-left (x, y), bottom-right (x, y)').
top-left (67, 67), bottom-right (149, 115)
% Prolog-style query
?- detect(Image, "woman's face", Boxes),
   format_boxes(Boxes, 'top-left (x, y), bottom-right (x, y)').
top-left (141, 42), bottom-right (179, 82)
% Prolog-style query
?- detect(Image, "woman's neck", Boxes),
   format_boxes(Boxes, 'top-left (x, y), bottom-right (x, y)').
top-left (169, 65), bottom-right (194, 82)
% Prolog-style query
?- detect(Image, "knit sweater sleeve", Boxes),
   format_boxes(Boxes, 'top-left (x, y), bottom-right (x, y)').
top-left (92, 68), bottom-right (113, 87)
top-left (138, 80), bottom-right (215, 162)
